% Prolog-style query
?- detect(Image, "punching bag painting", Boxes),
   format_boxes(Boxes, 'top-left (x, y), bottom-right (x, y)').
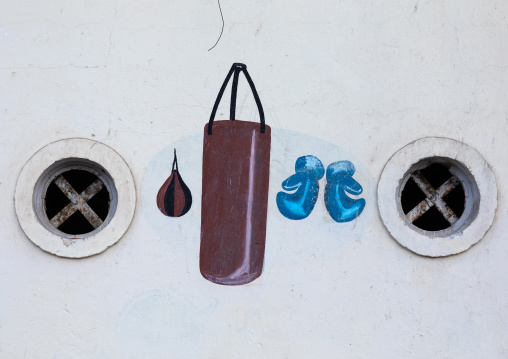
top-left (157, 149), bottom-right (192, 217)
top-left (200, 63), bottom-right (271, 286)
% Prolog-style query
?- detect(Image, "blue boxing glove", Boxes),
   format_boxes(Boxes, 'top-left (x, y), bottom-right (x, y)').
top-left (276, 155), bottom-right (324, 220)
top-left (324, 161), bottom-right (365, 223)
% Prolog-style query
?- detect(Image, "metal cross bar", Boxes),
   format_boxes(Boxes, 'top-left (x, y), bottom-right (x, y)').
top-left (406, 171), bottom-right (460, 225)
top-left (49, 176), bottom-right (104, 229)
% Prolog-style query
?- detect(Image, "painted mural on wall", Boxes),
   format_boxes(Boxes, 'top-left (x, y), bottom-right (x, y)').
top-left (156, 149), bottom-right (192, 217)
top-left (277, 158), bottom-right (365, 222)
top-left (142, 129), bottom-right (373, 289)
top-left (200, 63), bottom-right (271, 286)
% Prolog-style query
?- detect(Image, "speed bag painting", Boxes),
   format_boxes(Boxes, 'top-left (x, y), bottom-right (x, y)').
top-left (157, 149), bottom-right (192, 217)
top-left (200, 63), bottom-right (271, 286)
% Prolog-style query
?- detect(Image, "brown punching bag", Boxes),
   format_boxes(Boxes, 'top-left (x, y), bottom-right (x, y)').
top-left (200, 63), bottom-right (271, 286)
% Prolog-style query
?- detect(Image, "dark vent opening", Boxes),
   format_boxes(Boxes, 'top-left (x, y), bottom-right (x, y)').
top-left (412, 206), bottom-right (451, 231)
top-left (58, 211), bottom-right (96, 235)
top-left (401, 178), bottom-right (427, 214)
top-left (86, 187), bottom-right (110, 220)
top-left (62, 169), bottom-right (97, 193)
top-left (401, 162), bottom-right (466, 232)
top-left (45, 182), bottom-right (71, 219)
top-left (419, 163), bottom-right (452, 189)
top-left (443, 185), bottom-right (466, 218)
top-left (44, 169), bottom-right (110, 235)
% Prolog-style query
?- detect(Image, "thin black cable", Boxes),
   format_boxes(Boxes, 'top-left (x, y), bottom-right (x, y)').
top-left (208, 0), bottom-right (224, 51)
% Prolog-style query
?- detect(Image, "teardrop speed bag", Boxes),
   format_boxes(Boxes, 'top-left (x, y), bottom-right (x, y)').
top-left (200, 63), bottom-right (271, 285)
top-left (157, 149), bottom-right (192, 217)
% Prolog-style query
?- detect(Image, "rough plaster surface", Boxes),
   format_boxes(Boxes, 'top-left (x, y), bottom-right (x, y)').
top-left (1, 0), bottom-right (508, 358)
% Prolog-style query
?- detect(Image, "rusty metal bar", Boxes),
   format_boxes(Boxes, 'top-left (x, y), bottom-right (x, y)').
top-left (406, 197), bottom-right (433, 222)
top-left (81, 178), bottom-right (103, 201)
top-left (433, 197), bottom-right (459, 224)
top-left (49, 203), bottom-right (78, 228)
top-left (77, 196), bottom-right (103, 229)
top-left (435, 176), bottom-right (460, 198)
top-left (54, 176), bottom-right (80, 203)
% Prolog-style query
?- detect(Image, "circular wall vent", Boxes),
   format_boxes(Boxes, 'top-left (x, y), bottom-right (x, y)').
top-left (378, 137), bottom-right (497, 257)
top-left (15, 138), bottom-right (136, 258)
top-left (34, 159), bottom-right (118, 238)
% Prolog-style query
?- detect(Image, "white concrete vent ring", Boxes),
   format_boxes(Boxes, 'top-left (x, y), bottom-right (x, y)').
top-left (378, 137), bottom-right (497, 257)
top-left (15, 138), bottom-right (136, 258)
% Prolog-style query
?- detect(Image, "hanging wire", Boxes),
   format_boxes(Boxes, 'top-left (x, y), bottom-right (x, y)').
top-left (208, 0), bottom-right (224, 51)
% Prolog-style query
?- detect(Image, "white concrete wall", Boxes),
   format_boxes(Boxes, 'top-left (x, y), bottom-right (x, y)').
top-left (1, 0), bottom-right (508, 357)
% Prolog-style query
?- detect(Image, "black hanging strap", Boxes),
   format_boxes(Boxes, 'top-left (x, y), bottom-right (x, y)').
top-left (230, 66), bottom-right (241, 122)
top-left (172, 148), bottom-right (179, 172)
top-left (207, 63), bottom-right (265, 135)
top-left (242, 67), bottom-right (265, 134)
top-left (207, 65), bottom-right (235, 135)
